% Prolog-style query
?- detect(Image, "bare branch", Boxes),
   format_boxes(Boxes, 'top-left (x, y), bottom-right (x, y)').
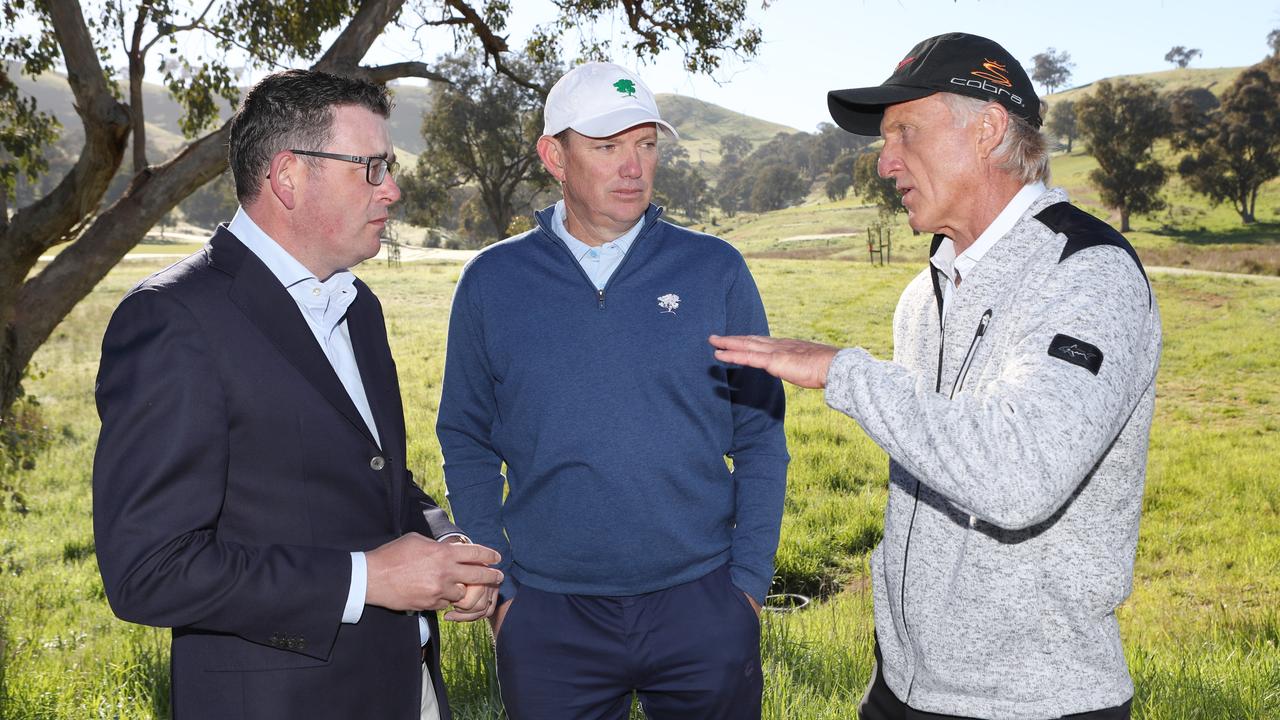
top-left (7, 0), bottom-right (131, 262)
top-left (356, 62), bottom-right (450, 85)
top-left (139, 0), bottom-right (218, 55)
top-left (438, 0), bottom-right (543, 94)
top-left (15, 125), bottom-right (230, 369)
top-left (315, 0), bottom-right (407, 72)
top-left (441, 0), bottom-right (508, 57)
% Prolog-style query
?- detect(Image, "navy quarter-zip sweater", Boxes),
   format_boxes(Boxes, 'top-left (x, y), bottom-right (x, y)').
top-left (437, 204), bottom-right (789, 603)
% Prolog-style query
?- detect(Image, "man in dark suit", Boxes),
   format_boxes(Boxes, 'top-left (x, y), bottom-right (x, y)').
top-left (92, 69), bottom-right (502, 720)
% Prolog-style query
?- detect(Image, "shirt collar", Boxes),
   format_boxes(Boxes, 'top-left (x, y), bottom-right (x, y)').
top-left (551, 200), bottom-right (643, 260)
top-left (229, 206), bottom-right (356, 295)
top-left (930, 182), bottom-right (1047, 283)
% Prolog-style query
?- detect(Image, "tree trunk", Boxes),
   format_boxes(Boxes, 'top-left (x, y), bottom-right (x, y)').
top-left (129, 52), bottom-right (148, 173)
top-left (1, 130), bottom-right (229, 418)
top-left (1120, 207), bottom-right (1131, 233)
top-left (0, 0), bottom-right (431, 421)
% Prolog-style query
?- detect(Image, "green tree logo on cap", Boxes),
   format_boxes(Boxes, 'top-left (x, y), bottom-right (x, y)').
top-left (613, 79), bottom-right (636, 97)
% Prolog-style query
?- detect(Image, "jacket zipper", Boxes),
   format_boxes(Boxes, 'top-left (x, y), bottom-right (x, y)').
top-left (949, 309), bottom-right (993, 399)
top-left (902, 275), bottom-right (992, 702)
top-left (537, 207), bottom-right (665, 310)
top-left (900, 264), bottom-right (949, 702)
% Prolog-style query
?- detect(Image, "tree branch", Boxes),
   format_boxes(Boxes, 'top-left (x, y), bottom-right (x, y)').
top-left (5, 0), bottom-right (130, 265)
top-left (15, 125), bottom-right (230, 370)
top-left (139, 0), bottom-right (218, 56)
top-left (353, 62), bottom-right (450, 85)
top-left (315, 0), bottom-right (406, 73)
top-left (436, 0), bottom-right (545, 96)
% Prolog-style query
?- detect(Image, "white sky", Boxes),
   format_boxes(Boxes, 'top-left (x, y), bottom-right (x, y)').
top-left (365, 0), bottom-right (1280, 132)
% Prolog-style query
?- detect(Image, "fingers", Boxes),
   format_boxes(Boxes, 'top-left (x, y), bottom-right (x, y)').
top-left (446, 542), bottom-right (502, 566)
top-left (444, 584), bottom-right (497, 622)
top-left (708, 334), bottom-right (768, 351)
top-left (449, 563), bottom-right (503, 587)
top-left (451, 582), bottom-right (490, 613)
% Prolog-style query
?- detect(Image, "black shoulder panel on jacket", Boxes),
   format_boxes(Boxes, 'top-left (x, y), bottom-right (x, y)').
top-left (1034, 201), bottom-right (1151, 307)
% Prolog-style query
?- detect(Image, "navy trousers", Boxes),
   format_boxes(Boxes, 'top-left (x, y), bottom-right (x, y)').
top-left (858, 641), bottom-right (1132, 720)
top-left (496, 564), bottom-right (762, 720)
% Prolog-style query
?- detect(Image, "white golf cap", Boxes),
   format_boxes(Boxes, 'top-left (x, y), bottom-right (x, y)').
top-left (542, 62), bottom-right (678, 140)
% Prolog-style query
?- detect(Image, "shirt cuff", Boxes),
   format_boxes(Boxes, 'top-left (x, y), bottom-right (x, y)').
top-left (343, 551), bottom-right (367, 624)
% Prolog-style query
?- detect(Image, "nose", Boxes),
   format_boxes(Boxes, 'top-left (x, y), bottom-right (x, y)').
top-left (620, 147), bottom-right (642, 179)
top-left (876, 148), bottom-right (900, 179)
top-left (381, 172), bottom-right (402, 204)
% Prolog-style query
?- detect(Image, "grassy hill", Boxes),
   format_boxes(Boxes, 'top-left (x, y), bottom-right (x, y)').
top-left (655, 93), bottom-right (800, 171)
top-left (1050, 66), bottom-right (1247, 103)
top-left (689, 65), bottom-right (1279, 277)
top-left (9, 66), bottom-right (436, 167)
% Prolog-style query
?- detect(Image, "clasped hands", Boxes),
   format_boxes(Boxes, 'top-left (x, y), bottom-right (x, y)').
top-left (365, 532), bottom-right (504, 622)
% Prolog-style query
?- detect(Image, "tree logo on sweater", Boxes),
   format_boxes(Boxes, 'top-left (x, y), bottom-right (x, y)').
top-left (657, 293), bottom-right (680, 314)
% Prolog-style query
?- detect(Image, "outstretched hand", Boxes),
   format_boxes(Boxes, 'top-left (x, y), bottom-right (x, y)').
top-left (709, 335), bottom-right (839, 389)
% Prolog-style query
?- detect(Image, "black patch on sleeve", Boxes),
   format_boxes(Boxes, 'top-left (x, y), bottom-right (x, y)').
top-left (1048, 334), bottom-right (1104, 375)
top-left (1034, 202), bottom-right (1151, 308)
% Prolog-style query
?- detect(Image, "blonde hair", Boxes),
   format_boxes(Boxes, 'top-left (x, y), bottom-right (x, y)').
top-left (938, 93), bottom-right (1050, 185)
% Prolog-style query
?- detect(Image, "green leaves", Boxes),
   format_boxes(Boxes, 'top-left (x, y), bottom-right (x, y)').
top-left (1076, 79), bottom-right (1170, 230)
top-left (1175, 60), bottom-right (1280, 224)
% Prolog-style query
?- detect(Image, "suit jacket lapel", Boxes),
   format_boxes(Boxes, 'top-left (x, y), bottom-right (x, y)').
top-left (346, 284), bottom-right (404, 458)
top-left (346, 283), bottom-right (407, 529)
top-left (210, 228), bottom-right (380, 448)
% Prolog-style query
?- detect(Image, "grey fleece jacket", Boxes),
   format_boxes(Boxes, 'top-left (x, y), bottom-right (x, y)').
top-left (825, 189), bottom-right (1162, 718)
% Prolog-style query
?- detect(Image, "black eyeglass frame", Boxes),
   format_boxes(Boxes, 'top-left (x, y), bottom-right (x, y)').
top-left (288, 149), bottom-right (398, 186)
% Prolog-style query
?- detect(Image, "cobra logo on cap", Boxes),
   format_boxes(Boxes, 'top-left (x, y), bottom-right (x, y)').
top-left (970, 59), bottom-right (1013, 87)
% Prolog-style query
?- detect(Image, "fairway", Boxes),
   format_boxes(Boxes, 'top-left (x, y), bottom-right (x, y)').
top-left (0, 256), bottom-right (1277, 719)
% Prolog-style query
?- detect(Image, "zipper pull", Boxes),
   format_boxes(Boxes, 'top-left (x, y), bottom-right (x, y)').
top-left (597, 289), bottom-right (605, 309)
top-left (975, 309), bottom-right (991, 336)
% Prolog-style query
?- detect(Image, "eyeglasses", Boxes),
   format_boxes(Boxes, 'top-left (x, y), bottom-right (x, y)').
top-left (289, 149), bottom-right (399, 186)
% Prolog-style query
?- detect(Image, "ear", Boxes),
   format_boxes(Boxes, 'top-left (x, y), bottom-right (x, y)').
top-left (536, 135), bottom-right (566, 183)
top-left (976, 103), bottom-right (1009, 160)
top-left (268, 150), bottom-right (299, 210)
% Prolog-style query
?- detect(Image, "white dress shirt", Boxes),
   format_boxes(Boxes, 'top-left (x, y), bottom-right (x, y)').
top-left (930, 182), bottom-right (1048, 324)
top-left (229, 209), bottom-right (432, 644)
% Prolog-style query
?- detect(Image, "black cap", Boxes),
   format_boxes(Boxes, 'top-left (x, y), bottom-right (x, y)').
top-left (828, 33), bottom-right (1042, 136)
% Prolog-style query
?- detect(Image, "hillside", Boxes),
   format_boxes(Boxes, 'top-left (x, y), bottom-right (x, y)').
top-left (8, 68), bottom-right (799, 174)
top-left (1049, 66), bottom-right (1246, 104)
top-left (655, 93), bottom-right (800, 170)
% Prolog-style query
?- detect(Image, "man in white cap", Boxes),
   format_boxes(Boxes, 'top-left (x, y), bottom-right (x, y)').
top-left (437, 61), bottom-right (789, 719)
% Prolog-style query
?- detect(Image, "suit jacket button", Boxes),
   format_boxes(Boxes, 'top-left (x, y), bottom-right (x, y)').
top-left (370, 456), bottom-right (386, 471)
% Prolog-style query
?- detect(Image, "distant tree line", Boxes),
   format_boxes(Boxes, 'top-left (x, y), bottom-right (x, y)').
top-left (714, 123), bottom-right (872, 217)
top-left (1046, 50), bottom-right (1280, 230)
top-left (176, 31), bottom-right (1280, 247)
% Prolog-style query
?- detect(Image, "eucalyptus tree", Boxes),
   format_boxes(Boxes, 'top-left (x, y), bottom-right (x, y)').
top-left (0, 0), bottom-right (767, 422)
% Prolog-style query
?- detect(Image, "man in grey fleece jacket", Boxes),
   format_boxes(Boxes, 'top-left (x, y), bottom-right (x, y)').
top-left (711, 33), bottom-right (1161, 719)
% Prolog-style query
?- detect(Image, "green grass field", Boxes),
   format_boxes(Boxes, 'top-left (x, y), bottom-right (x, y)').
top-left (1, 255), bottom-right (1278, 718)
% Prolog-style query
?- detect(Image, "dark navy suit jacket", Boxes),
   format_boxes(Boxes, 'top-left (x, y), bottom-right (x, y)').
top-left (93, 227), bottom-right (458, 719)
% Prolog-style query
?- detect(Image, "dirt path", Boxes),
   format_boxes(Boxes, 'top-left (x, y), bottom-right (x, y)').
top-left (1147, 266), bottom-right (1280, 282)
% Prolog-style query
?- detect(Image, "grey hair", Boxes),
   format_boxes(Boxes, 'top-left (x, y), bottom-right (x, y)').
top-left (938, 93), bottom-right (1050, 185)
